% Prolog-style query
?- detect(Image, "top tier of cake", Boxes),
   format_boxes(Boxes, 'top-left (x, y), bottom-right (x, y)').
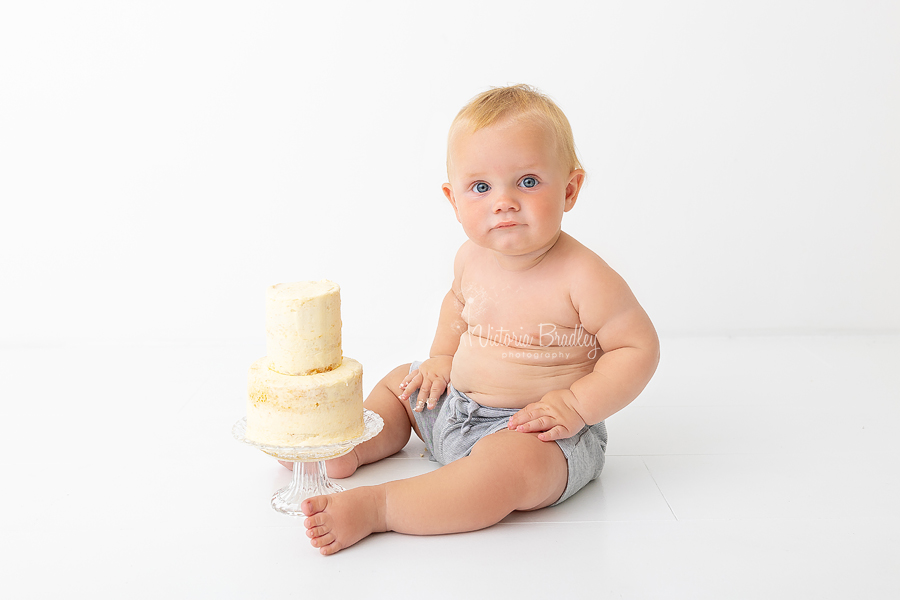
top-left (265, 280), bottom-right (342, 376)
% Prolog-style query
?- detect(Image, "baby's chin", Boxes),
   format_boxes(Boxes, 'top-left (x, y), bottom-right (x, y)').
top-left (486, 239), bottom-right (563, 261)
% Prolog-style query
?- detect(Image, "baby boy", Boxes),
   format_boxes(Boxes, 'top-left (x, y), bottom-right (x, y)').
top-left (298, 84), bottom-right (659, 555)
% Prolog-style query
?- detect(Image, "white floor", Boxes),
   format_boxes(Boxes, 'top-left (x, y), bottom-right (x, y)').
top-left (4, 335), bottom-right (899, 599)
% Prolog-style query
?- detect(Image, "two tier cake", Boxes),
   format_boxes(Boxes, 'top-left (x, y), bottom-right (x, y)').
top-left (245, 281), bottom-right (364, 447)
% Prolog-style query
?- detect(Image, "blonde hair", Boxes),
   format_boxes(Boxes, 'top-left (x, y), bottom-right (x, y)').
top-left (447, 84), bottom-right (583, 175)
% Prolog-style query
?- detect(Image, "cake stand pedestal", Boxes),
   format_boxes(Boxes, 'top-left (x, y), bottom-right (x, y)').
top-left (232, 409), bottom-right (383, 516)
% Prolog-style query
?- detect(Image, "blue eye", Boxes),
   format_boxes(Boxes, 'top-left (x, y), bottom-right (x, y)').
top-left (474, 182), bottom-right (490, 194)
top-left (521, 177), bottom-right (537, 188)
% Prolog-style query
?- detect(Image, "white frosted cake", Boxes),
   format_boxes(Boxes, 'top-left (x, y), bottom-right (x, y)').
top-left (246, 280), bottom-right (364, 447)
top-left (266, 281), bottom-right (342, 376)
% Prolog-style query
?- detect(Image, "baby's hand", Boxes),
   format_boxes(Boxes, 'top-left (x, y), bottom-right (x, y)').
top-left (508, 389), bottom-right (586, 442)
top-left (399, 355), bottom-right (452, 412)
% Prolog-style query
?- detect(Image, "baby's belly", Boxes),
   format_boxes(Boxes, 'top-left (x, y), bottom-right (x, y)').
top-left (450, 332), bottom-right (599, 408)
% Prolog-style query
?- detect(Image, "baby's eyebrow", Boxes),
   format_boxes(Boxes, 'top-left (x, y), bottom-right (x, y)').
top-left (459, 165), bottom-right (545, 180)
top-left (457, 169), bottom-right (488, 180)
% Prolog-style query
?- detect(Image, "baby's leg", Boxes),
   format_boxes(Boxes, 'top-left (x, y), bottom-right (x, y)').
top-left (321, 363), bottom-right (420, 478)
top-left (302, 428), bottom-right (568, 555)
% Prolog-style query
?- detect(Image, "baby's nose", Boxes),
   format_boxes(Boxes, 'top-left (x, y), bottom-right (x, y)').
top-left (492, 190), bottom-right (520, 212)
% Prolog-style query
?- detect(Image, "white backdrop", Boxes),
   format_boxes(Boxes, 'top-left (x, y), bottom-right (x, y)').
top-left (2, 1), bottom-right (898, 364)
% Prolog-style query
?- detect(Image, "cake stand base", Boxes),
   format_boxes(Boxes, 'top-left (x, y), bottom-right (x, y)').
top-left (271, 460), bottom-right (345, 516)
top-left (233, 410), bottom-right (383, 516)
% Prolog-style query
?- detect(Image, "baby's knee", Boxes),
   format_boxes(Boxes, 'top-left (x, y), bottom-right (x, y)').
top-left (380, 363), bottom-right (412, 395)
top-left (471, 431), bottom-right (568, 509)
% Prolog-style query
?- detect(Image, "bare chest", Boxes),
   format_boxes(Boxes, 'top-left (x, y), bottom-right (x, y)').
top-left (459, 276), bottom-right (584, 349)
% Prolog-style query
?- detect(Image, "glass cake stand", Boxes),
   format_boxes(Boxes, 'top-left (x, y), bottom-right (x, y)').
top-left (232, 409), bottom-right (383, 516)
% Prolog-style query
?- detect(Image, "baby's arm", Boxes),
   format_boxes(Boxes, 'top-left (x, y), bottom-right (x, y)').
top-left (509, 259), bottom-right (659, 440)
top-left (399, 246), bottom-right (468, 410)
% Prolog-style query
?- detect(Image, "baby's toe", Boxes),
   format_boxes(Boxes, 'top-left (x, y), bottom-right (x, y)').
top-left (318, 540), bottom-right (342, 556)
top-left (306, 525), bottom-right (327, 539)
top-left (301, 495), bottom-right (329, 516)
top-left (310, 531), bottom-right (336, 549)
top-left (303, 511), bottom-right (327, 529)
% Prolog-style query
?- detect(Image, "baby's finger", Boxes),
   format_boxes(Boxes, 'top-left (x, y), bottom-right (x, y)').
top-left (411, 377), bottom-right (432, 412)
top-left (513, 412), bottom-right (555, 434)
top-left (399, 372), bottom-right (423, 401)
top-left (537, 425), bottom-right (568, 442)
top-left (399, 369), bottom-right (419, 389)
top-left (424, 379), bottom-right (446, 409)
top-left (414, 375), bottom-right (439, 411)
top-left (507, 403), bottom-right (544, 430)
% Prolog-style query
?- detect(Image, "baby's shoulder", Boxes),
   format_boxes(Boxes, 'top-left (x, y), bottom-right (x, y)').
top-left (554, 233), bottom-right (631, 309)
top-left (451, 241), bottom-right (484, 291)
top-left (453, 239), bottom-right (479, 260)
top-left (452, 240), bottom-right (479, 272)
top-left (553, 233), bottom-right (614, 278)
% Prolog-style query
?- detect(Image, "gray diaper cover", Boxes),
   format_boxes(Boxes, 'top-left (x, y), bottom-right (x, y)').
top-left (407, 361), bottom-right (607, 505)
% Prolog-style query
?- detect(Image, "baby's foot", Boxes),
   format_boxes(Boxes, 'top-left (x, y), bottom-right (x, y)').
top-left (324, 448), bottom-right (360, 479)
top-left (301, 487), bottom-right (385, 555)
top-left (279, 449), bottom-right (359, 478)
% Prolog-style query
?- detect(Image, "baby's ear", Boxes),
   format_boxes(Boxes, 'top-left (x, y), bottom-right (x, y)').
top-left (564, 170), bottom-right (586, 211)
top-left (442, 183), bottom-right (461, 222)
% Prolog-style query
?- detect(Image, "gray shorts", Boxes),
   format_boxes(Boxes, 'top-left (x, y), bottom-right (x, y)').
top-left (407, 361), bottom-right (608, 505)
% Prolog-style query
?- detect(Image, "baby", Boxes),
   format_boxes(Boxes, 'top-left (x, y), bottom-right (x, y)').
top-left (299, 84), bottom-right (660, 555)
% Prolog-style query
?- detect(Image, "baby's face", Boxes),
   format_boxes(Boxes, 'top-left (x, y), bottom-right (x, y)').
top-left (443, 117), bottom-right (581, 259)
